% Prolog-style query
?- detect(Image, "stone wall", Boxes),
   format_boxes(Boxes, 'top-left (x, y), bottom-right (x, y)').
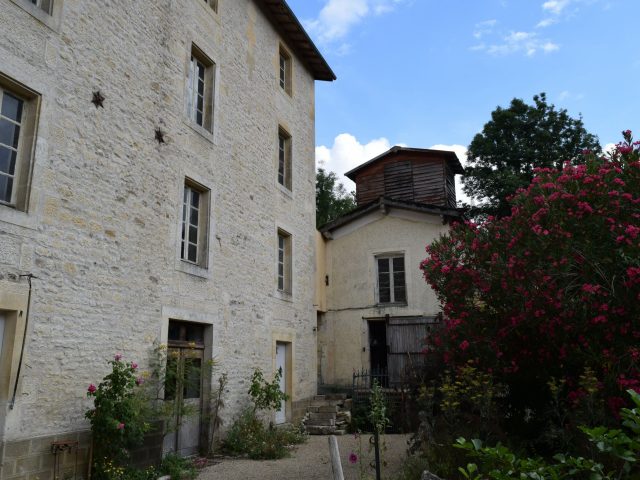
top-left (0, 0), bottom-right (320, 476)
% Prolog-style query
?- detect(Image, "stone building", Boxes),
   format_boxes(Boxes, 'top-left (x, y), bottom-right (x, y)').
top-left (0, 0), bottom-right (333, 477)
top-left (315, 147), bottom-right (463, 387)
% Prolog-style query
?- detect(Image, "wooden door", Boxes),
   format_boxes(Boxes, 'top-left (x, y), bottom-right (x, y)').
top-left (275, 343), bottom-right (287, 424)
top-left (386, 317), bottom-right (429, 385)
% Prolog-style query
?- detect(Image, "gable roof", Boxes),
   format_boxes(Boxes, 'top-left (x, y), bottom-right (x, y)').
top-left (256, 0), bottom-right (336, 81)
top-left (319, 196), bottom-right (464, 236)
top-left (344, 146), bottom-right (464, 180)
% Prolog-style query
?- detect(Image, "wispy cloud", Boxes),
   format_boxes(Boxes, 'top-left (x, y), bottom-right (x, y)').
top-left (473, 19), bottom-right (497, 39)
top-left (474, 31), bottom-right (559, 57)
top-left (304, 0), bottom-right (407, 47)
top-left (538, 0), bottom-right (600, 28)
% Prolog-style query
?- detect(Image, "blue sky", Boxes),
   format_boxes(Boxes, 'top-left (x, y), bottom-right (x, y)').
top-left (286, 0), bottom-right (640, 192)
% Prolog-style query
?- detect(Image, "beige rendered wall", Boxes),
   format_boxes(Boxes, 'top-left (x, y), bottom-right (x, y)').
top-left (318, 208), bottom-right (449, 386)
top-left (0, 0), bottom-right (319, 472)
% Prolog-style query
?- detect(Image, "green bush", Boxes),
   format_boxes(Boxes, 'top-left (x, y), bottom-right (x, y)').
top-left (222, 409), bottom-right (306, 460)
top-left (158, 453), bottom-right (197, 480)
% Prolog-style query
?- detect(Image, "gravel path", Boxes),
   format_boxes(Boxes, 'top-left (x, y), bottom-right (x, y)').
top-left (199, 434), bottom-right (411, 480)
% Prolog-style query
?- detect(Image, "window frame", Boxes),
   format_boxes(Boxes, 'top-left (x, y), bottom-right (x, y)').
top-left (279, 45), bottom-right (292, 96)
top-left (0, 73), bottom-right (40, 213)
top-left (186, 44), bottom-right (215, 135)
top-left (29, 0), bottom-right (52, 14)
top-left (180, 179), bottom-right (210, 269)
top-left (202, 0), bottom-right (217, 13)
top-left (277, 126), bottom-right (292, 191)
top-left (277, 229), bottom-right (292, 295)
top-left (376, 254), bottom-right (407, 305)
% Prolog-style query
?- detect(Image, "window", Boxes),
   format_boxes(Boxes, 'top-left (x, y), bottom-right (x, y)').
top-left (277, 230), bottom-right (292, 294)
top-left (186, 45), bottom-right (215, 133)
top-left (180, 180), bottom-right (209, 267)
top-left (278, 127), bottom-right (292, 190)
top-left (29, 0), bottom-right (52, 14)
top-left (279, 46), bottom-right (292, 95)
top-left (376, 255), bottom-right (406, 304)
top-left (202, 0), bottom-right (217, 12)
top-left (0, 75), bottom-right (39, 212)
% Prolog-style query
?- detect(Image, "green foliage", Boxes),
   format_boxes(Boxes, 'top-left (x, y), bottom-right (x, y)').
top-left (454, 390), bottom-right (640, 480)
top-left (316, 167), bottom-right (356, 227)
top-left (370, 380), bottom-right (391, 434)
top-left (463, 92), bottom-right (600, 218)
top-left (248, 368), bottom-right (288, 413)
top-left (158, 453), bottom-right (197, 480)
top-left (394, 455), bottom-right (431, 480)
top-left (92, 460), bottom-right (157, 480)
top-left (86, 355), bottom-right (151, 470)
top-left (222, 409), bottom-right (306, 460)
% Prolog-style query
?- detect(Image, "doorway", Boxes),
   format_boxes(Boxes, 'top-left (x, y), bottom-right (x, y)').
top-left (163, 321), bottom-right (206, 456)
top-left (368, 321), bottom-right (388, 386)
top-left (275, 342), bottom-right (287, 424)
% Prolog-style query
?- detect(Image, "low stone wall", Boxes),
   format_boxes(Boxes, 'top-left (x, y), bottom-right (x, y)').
top-left (0, 423), bottom-right (164, 480)
top-left (0, 430), bottom-right (91, 480)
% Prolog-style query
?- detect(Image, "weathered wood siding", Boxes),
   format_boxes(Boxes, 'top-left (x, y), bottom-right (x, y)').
top-left (386, 316), bottom-right (433, 384)
top-left (354, 153), bottom-right (455, 207)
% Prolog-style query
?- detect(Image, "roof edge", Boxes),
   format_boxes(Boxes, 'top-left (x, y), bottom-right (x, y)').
top-left (345, 146), bottom-right (464, 180)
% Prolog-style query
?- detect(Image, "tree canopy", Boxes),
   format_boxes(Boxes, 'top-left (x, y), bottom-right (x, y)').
top-left (421, 131), bottom-right (640, 443)
top-left (463, 93), bottom-right (601, 219)
top-left (316, 168), bottom-right (356, 228)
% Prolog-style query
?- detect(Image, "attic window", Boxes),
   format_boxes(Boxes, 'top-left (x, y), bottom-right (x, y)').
top-left (279, 46), bottom-right (292, 95)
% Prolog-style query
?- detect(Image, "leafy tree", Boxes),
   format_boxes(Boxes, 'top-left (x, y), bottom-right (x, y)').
top-left (463, 93), bottom-right (601, 218)
top-left (421, 131), bottom-right (640, 445)
top-left (316, 168), bottom-right (356, 228)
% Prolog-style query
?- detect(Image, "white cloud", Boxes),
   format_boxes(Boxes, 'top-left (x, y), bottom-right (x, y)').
top-left (542, 0), bottom-right (571, 14)
top-left (473, 19), bottom-right (498, 39)
top-left (603, 143), bottom-right (617, 155)
top-left (475, 30), bottom-right (559, 56)
top-left (316, 133), bottom-right (401, 190)
top-left (304, 0), bottom-right (406, 45)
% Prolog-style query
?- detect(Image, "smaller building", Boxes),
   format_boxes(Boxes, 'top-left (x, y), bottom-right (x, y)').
top-left (316, 147), bottom-right (463, 387)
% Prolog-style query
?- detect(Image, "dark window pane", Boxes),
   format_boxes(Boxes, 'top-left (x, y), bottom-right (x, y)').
top-left (190, 207), bottom-right (199, 225)
top-left (393, 257), bottom-right (405, 272)
top-left (197, 95), bottom-right (204, 113)
top-left (183, 358), bottom-right (201, 399)
top-left (196, 111), bottom-right (203, 126)
top-left (197, 63), bottom-right (205, 81)
top-left (0, 147), bottom-right (16, 175)
top-left (379, 287), bottom-right (390, 303)
top-left (394, 271), bottom-right (405, 288)
top-left (0, 175), bottom-right (13, 203)
top-left (188, 244), bottom-right (197, 262)
top-left (183, 188), bottom-right (188, 203)
top-left (180, 241), bottom-right (185, 259)
top-left (189, 225), bottom-right (198, 243)
top-left (1, 93), bottom-right (23, 122)
top-left (168, 323), bottom-right (182, 341)
top-left (186, 324), bottom-right (205, 344)
top-left (181, 223), bottom-right (186, 242)
top-left (0, 119), bottom-right (19, 148)
top-left (191, 190), bottom-right (200, 207)
top-left (394, 286), bottom-right (406, 303)
top-left (378, 258), bottom-right (389, 273)
top-left (278, 275), bottom-right (284, 291)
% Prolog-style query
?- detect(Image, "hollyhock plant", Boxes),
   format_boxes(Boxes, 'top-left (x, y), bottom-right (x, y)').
top-left (86, 355), bottom-right (150, 474)
top-left (421, 130), bottom-right (640, 435)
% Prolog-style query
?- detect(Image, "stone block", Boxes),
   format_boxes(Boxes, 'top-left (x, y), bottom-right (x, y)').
top-left (5, 441), bottom-right (31, 459)
top-left (15, 457), bottom-right (40, 474)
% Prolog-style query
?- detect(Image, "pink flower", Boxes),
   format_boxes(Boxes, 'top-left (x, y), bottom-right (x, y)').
top-left (135, 376), bottom-right (144, 386)
top-left (117, 422), bottom-right (125, 430)
top-left (131, 362), bottom-right (138, 370)
top-left (459, 340), bottom-right (470, 351)
top-left (349, 452), bottom-right (358, 464)
top-left (87, 384), bottom-right (96, 394)
top-left (114, 354), bottom-right (123, 361)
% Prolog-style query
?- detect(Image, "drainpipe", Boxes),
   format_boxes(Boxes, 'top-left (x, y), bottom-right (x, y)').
top-left (9, 273), bottom-right (37, 410)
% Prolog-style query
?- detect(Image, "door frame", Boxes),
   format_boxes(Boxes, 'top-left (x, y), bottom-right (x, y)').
top-left (271, 332), bottom-right (293, 424)
top-left (160, 307), bottom-right (215, 455)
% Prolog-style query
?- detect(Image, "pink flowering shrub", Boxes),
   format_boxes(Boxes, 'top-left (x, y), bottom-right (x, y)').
top-left (86, 355), bottom-right (151, 477)
top-left (421, 131), bottom-right (640, 442)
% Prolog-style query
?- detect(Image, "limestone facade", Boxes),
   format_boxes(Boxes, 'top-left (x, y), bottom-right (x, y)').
top-left (0, 0), bottom-right (332, 478)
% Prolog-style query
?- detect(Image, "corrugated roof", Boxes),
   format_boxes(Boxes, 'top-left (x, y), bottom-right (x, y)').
top-left (345, 146), bottom-right (464, 180)
top-left (256, 0), bottom-right (336, 81)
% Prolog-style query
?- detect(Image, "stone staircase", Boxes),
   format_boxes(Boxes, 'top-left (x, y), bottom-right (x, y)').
top-left (303, 394), bottom-right (352, 435)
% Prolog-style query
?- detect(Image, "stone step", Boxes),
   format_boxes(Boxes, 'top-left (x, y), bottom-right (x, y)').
top-left (306, 418), bottom-right (335, 427)
top-left (308, 399), bottom-right (345, 408)
top-left (306, 425), bottom-right (347, 436)
top-left (308, 412), bottom-right (337, 422)
top-left (314, 394), bottom-right (347, 401)
top-left (307, 404), bottom-right (339, 413)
